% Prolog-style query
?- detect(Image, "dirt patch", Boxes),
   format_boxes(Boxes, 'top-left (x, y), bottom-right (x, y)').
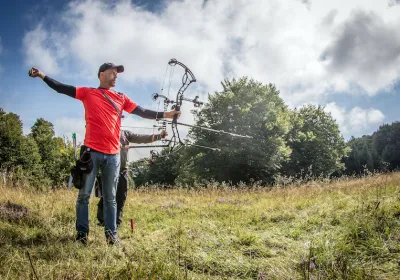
top-left (0, 201), bottom-right (30, 221)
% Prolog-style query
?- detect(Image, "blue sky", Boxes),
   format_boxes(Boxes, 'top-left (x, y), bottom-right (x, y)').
top-left (1, 0), bottom-right (400, 159)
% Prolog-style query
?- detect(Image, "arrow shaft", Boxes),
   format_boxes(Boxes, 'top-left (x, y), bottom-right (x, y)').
top-left (166, 121), bottom-right (252, 138)
top-left (184, 142), bottom-right (220, 151)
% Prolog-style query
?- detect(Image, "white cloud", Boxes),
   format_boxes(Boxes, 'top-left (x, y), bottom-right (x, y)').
top-left (23, 25), bottom-right (69, 76)
top-left (389, 0), bottom-right (400, 7)
top-left (321, 10), bottom-right (400, 95)
top-left (23, 0), bottom-right (400, 101)
top-left (53, 117), bottom-right (86, 143)
top-left (367, 109), bottom-right (385, 124)
top-left (22, 0), bottom-right (400, 147)
top-left (324, 102), bottom-right (385, 138)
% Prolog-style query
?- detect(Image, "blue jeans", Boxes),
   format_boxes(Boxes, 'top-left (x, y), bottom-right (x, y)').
top-left (97, 168), bottom-right (128, 226)
top-left (75, 150), bottom-right (120, 239)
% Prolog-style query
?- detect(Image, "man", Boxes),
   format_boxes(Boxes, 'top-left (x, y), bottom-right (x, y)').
top-left (96, 129), bottom-right (167, 227)
top-left (28, 63), bottom-right (179, 245)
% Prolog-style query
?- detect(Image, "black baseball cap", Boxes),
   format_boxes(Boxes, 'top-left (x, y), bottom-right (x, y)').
top-left (98, 63), bottom-right (124, 77)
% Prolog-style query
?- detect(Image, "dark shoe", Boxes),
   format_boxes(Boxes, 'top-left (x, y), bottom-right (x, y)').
top-left (76, 231), bottom-right (88, 245)
top-left (106, 235), bottom-right (120, 247)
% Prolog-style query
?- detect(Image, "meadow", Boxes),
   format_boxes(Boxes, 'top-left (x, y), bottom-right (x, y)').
top-left (1, 173), bottom-right (399, 279)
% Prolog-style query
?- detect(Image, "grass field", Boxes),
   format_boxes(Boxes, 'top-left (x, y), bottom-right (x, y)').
top-left (1, 173), bottom-right (400, 279)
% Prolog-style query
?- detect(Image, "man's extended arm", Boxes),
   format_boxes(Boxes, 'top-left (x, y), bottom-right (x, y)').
top-left (124, 130), bottom-right (166, 144)
top-left (29, 67), bottom-right (76, 98)
top-left (130, 106), bottom-right (181, 119)
top-left (29, 67), bottom-right (181, 119)
top-left (43, 76), bottom-right (76, 98)
top-left (130, 106), bottom-right (164, 119)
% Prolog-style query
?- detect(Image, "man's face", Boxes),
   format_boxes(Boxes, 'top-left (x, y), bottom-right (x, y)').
top-left (100, 68), bottom-right (118, 87)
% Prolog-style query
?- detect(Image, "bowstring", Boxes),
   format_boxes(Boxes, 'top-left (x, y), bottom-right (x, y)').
top-left (150, 63), bottom-right (169, 160)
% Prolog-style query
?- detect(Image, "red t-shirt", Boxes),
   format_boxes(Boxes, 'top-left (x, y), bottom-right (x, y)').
top-left (75, 87), bottom-right (137, 154)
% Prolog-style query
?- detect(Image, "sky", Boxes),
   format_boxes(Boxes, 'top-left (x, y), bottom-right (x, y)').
top-left (1, 0), bottom-right (400, 160)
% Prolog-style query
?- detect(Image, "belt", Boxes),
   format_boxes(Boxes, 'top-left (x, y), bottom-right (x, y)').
top-left (83, 145), bottom-right (116, 155)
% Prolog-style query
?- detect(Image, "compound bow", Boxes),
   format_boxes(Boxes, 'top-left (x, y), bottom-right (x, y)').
top-left (126, 58), bottom-right (252, 162)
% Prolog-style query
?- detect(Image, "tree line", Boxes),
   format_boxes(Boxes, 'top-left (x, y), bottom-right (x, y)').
top-left (129, 78), bottom-right (398, 187)
top-left (1, 77), bottom-right (398, 189)
top-left (0, 109), bottom-right (74, 189)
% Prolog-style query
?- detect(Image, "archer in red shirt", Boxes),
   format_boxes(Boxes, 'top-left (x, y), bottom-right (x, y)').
top-left (29, 63), bottom-right (180, 245)
top-left (29, 63), bottom-right (179, 154)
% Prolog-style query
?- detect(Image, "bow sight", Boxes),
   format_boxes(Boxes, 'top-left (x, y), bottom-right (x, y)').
top-left (152, 93), bottom-right (204, 108)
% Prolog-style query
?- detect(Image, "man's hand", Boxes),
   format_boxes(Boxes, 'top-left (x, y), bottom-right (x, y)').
top-left (28, 67), bottom-right (45, 79)
top-left (160, 131), bottom-right (168, 138)
top-left (164, 109), bottom-right (181, 119)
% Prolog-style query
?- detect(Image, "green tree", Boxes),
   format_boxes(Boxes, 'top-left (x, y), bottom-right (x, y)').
top-left (15, 135), bottom-right (48, 188)
top-left (51, 136), bottom-right (75, 188)
top-left (128, 161), bottom-right (149, 187)
top-left (30, 118), bottom-right (74, 188)
top-left (0, 109), bottom-right (24, 170)
top-left (344, 135), bottom-right (376, 174)
top-left (31, 118), bottom-right (56, 161)
top-left (181, 77), bottom-right (292, 185)
top-left (373, 122), bottom-right (400, 170)
top-left (129, 148), bottom-right (182, 187)
top-left (282, 105), bottom-right (350, 177)
top-left (0, 108), bottom-right (45, 187)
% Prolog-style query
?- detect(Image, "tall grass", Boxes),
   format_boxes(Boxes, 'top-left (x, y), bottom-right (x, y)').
top-left (1, 173), bottom-right (399, 279)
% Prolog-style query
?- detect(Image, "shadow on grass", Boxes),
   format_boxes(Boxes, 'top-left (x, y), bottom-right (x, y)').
top-left (0, 201), bottom-right (76, 247)
top-left (0, 225), bottom-right (75, 247)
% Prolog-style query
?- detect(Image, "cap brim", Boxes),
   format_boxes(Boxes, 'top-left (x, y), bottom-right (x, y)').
top-left (116, 65), bottom-right (124, 73)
